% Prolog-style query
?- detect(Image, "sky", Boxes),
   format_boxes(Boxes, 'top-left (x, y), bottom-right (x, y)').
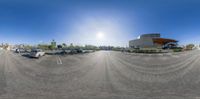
top-left (0, 0), bottom-right (200, 47)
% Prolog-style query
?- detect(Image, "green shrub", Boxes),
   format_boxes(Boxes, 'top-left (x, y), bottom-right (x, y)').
top-left (173, 49), bottom-right (182, 52)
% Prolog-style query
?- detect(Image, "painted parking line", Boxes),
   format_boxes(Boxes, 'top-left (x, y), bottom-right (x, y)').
top-left (56, 56), bottom-right (62, 65)
top-left (0, 50), bottom-right (4, 55)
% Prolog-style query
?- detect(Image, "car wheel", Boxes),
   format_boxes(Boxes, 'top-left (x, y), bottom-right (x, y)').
top-left (38, 55), bottom-right (41, 59)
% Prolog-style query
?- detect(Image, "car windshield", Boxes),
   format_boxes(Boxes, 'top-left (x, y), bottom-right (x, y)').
top-left (1, 0), bottom-right (200, 99)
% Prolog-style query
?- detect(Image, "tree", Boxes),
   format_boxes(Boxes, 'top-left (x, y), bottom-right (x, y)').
top-left (69, 43), bottom-right (74, 49)
top-left (24, 45), bottom-right (33, 50)
top-left (38, 44), bottom-right (49, 50)
top-left (62, 43), bottom-right (66, 47)
top-left (57, 45), bottom-right (63, 49)
top-left (186, 44), bottom-right (195, 50)
top-left (48, 45), bottom-right (56, 50)
top-left (85, 45), bottom-right (98, 50)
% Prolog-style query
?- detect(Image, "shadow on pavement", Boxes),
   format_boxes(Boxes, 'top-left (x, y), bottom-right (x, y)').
top-left (21, 54), bottom-right (35, 59)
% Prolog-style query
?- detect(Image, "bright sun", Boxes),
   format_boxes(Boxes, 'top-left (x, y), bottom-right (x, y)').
top-left (96, 32), bottom-right (105, 40)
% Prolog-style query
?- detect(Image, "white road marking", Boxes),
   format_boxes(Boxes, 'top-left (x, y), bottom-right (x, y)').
top-left (0, 50), bottom-right (6, 56)
top-left (56, 56), bottom-right (62, 65)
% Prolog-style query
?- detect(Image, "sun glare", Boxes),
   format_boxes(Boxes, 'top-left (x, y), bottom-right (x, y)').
top-left (96, 32), bottom-right (105, 40)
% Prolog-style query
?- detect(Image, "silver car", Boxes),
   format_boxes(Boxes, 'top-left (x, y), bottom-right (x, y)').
top-left (30, 49), bottom-right (45, 58)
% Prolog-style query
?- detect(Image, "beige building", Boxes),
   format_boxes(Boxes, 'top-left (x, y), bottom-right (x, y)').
top-left (129, 33), bottom-right (178, 49)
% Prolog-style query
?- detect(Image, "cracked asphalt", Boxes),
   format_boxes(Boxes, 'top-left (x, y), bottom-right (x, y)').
top-left (0, 50), bottom-right (200, 99)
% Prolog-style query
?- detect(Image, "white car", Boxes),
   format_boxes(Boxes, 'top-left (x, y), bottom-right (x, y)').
top-left (30, 49), bottom-right (45, 58)
top-left (82, 50), bottom-right (94, 53)
top-left (15, 48), bottom-right (26, 53)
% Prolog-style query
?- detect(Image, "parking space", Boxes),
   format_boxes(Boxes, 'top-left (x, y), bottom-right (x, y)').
top-left (1, 50), bottom-right (200, 98)
top-left (0, 50), bottom-right (4, 55)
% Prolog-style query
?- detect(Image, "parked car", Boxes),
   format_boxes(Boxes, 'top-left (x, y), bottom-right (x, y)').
top-left (60, 50), bottom-right (70, 55)
top-left (29, 49), bottom-right (45, 58)
top-left (76, 49), bottom-right (83, 53)
top-left (69, 49), bottom-right (78, 54)
top-left (15, 48), bottom-right (26, 53)
top-left (60, 49), bottom-right (94, 55)
top-left (82, 50), bottom-right (94, 53)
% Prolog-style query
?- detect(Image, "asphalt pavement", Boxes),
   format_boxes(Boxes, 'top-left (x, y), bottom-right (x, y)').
top-left (0, 50), bottom-right (200, 99)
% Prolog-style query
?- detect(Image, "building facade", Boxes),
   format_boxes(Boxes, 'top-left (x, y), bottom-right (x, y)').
top-left (129, 33), bottom-right (178, 49)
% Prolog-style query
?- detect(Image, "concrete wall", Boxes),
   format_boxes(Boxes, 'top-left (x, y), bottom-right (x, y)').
top-left (129, 39), bottom-right (141, 48)
top-left (129, 37), bottom-right (154, 48)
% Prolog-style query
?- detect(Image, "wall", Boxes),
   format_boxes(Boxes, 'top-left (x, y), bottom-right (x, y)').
top-left (129, 37), bottom-right (154, 48)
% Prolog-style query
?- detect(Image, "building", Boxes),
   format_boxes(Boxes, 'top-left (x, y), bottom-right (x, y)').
top-left (198, 45), bottom-right (200, 50)
top-left (0, 43), bottom-right (12, 50)
top-left (51, 39), bottom-right (56, 47)
top-left (129, 33), bottom-right (178, 49)
top-left (0, 43), bottom-right (3, 50)
top-left (99, 46), bottom-right (114, 50)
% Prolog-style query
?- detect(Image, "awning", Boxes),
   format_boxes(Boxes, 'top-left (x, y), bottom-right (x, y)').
top-left (152, 38), bottom-right (178, 45)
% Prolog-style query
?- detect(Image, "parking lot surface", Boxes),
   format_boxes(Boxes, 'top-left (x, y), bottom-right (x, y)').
top-left (0, 50), bottom-right (200, 99)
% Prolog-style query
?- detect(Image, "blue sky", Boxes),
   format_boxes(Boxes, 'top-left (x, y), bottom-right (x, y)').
top-left (0, 0), bottom-right (200, 46)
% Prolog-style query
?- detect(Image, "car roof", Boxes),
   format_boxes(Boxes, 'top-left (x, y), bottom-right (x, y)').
top-left (32, 49), bottom-right (43, 51)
